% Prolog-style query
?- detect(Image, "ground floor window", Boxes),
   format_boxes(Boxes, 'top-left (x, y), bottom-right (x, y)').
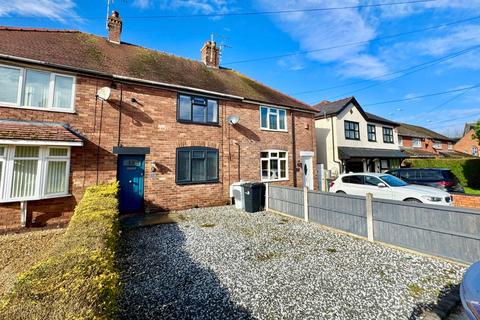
top-left (260, 150), bottom-right (288, 181)
top-left (176, 147), bottom-right (219, 184)
top-left (0, 145), bottom-right (70, 201)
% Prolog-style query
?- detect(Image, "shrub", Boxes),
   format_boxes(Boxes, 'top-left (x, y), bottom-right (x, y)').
top-left (408, 158), bottom-right (480, 188)
top-left (0, 182), bottom-right (120, 320)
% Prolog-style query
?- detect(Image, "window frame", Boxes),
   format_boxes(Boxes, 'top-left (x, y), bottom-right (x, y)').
top-left (367, 124), bottom-right (377, 142)
top-left (176, 93), bottom-right (219, 125)
top-left (0, 145), bottom-right (71, 202)
top-left (399, 136), bottom-right (403, 146)
top-left (412, 138), bottom-right (422, 148)
top-left (433, 140), bottom-right (442, 149)
top-left (260, 149), bottom-right (289, 182)
top-left (0, 64), bottom-right (76, 113)
top-left (382, 127), bottom-right (394, 144)
top-left (259, 106), bottom-right (288, 132)
top-left (344, 120), bottom-right (360, 140)
top-left (473, 147), bottom-right (479, 157)
top-left (175, 146), bottom-right (219, 185)
top-left (448, 142), bottom-right (453, 150)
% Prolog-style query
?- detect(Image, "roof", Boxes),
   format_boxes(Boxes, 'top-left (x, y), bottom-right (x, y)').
top-left (0, 27), bottom-right (314, 112)
top-left (401, 148), bottom-right (436, 158)
top-left (397, 123), bottom-right (453, 141)
top-left (0, 119), bottom-right (83, 144)
top-left (313, 96), bottom-right (399, 126)
top-left (338, 147), bottom-right (407, 160)
top-left (464, 122), bottom-right (476, 136)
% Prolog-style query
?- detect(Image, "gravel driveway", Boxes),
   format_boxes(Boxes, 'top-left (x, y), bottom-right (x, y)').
top-left (118, 206), bottom-right (466, 320)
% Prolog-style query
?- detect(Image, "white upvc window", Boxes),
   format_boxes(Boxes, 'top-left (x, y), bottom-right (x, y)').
top-left (412, 138), bottom-right (422, 148)
top-left (0, 145), bottom-right (70, 202)
top-left (473, 147), bottom-right (479, 157)
top-left (448, 142), bottom-right (453, 150)
top-left (260, 150), bottom-right (288, 181)
top-left (398, 136), bottom-right (404, 146)
top-left (0, 64), bottom-right (75, 112)
top-left (260, 106), bottom-right (287, 131)
top-left (433, 141), bottom-right (442, 149)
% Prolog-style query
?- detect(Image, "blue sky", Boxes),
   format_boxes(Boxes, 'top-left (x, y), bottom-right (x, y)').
top-left (1, 0), bottom-right (479, 137)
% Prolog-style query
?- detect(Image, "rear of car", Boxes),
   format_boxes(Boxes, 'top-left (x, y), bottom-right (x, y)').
top-left (387, 168), bottom-right (464, 193)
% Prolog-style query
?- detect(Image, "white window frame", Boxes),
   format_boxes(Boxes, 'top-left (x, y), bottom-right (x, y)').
top-left (260, 106), bottom-right (288, 132)
top-left (0, 146), bottom-right (5, 200)
top-left (260, 149), bottom-right (289, 182)
top-left (0, 145), bottom-right (71, 202)
top-left (412, 138), bottom-right (422, 148)
top-left (0, 63), bottom-right (76, 113)
top-left (473, 147), bottom-right (479, 157)
top-left (433, 140), bottom-right (442, 149)
top-left (398, 136), bottom-right (403, 146)
top-left (448, 142), bottom-right (453, 150)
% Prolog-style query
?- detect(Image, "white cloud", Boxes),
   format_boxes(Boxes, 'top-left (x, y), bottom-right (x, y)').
top-left (135, 0), bottom-right (233, 14)
top-left (373, 0), bottom-right (479, 19)
top-left (0, 0), bottom-right (78, 22)
top-left (277, 56), bottom-right (306, 71)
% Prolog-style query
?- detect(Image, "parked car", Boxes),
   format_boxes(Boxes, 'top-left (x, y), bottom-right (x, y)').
top-left (460, 261), bottom-right (480, 319)
top-left (329, 173), bottom-right (453, 206)
top-left (386, 168), bottom-right (464, 193)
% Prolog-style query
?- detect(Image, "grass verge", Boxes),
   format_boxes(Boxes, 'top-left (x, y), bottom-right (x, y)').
top-left (0, 182), bottom-right (120, 319)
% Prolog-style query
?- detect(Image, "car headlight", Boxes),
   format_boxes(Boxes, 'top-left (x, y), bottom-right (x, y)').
top-left (421, 196), bottom-right (442, 202)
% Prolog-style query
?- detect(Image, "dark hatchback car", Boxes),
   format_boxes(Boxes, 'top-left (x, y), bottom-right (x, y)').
top-left (386, 168), bottom-right (465, 193)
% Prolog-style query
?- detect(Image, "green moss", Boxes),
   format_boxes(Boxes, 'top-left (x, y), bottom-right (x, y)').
top-left (407, 283), bottom-right (424, 298)
top-left (200, 223), bottom-right (216, 228)
top-left (76, 34), bottom-right (105, 64)
top-left (326, 248), bottom-right (337, 253)
top-left (0, 182), bottom-right (120, 320)
top-left (255, 252), bottom-right (280, 262)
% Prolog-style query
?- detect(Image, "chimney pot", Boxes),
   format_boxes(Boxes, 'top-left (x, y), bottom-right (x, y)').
top-left (107, 10), bottom-right (122, 44)
top-left (201, 40), bottom-right (220, 68)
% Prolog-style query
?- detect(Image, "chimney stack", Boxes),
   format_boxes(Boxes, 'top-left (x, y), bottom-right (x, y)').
top-left (201, 40), bottom-right (220, 68)
top-left (107, 11), bottom-right (122, 44)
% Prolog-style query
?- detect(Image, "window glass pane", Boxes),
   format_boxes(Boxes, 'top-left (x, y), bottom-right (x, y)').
top-left (270, 152), bottom-right (278, 158)
top-left (0, 66), bottom-right (20, 104)
top-left (349, 175), bottom-right (363, 184)
top-left (261, 160), bottom-right (269, 179)
top-left (207, 100), bottom-right (218, 123)
top-left (192, 151), bottom-right (205, 158)
top-left (178, 95), bottom-right (191, 120)
top-left (53, 75), bottom-right (73, 109)
top-left (0, 146), bottom-right (4, 156)
top-left (260, 152), bottom-right (268, 158)
top-left (0, 161), bottom-right (3, 187)
top-left (269, 113), bottom-right (278, 130)
top-left (11, 159), bottom-right (38, 198)
top-left (49, 148), bottom-right (68, 157)
top-left (15, 146), bottom-right (39, 158)
top-left (279, 110), bottom-right (286, 130)
top-left (365, 176), bottom-right (381, 186)
top-left (270, 159), bottom-right (278, 179)
top-left (260, 107), bottom-right (268, 128)
top-left (46, 161), bottom-right (67, 194)
top-left (192, 104), bottom-right (206, 123)
top-left (177, 151), bottom-right (190, 182)
top-left (280, 160), bottom-right (286, 178)
top-left (24, 69), bottom-right (50, 108)
top-left (206, 151), bottom-right (218, 180)
top-left (279, 152), bottom-right (286, 158)
top-left (191, 158), bottom-right (206, 181)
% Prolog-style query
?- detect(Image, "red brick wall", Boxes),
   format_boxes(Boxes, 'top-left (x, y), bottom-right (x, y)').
top-left (454, 129), bottom-right (480, 156)
top-left (453, 194), bottom-right (480, 210)
top-left (400, 136), bottom-right (452, 154)
top-left (0, 72), bottom-right (316, 228)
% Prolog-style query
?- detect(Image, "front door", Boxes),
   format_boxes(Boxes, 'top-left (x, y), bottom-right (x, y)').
top-left (118, 155), bottom-right (145, 213)
top-left (300, 151), bottom-right (314, 190)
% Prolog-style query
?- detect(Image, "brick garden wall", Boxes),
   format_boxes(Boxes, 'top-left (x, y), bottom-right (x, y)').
top-left (453, 193), bottom-right (480, 210)
top-left (0, 72), bottom-right (316, 229)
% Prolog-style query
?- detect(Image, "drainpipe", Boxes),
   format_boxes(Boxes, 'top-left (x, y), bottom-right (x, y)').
top-left (117, 83), bottom-right (123, 147)
top-left (233, 141), bottom-right (240, 181)
top-left (330, 116), bottom-right (343, 173)
top-left (291, 110), bottom-right (297, 187)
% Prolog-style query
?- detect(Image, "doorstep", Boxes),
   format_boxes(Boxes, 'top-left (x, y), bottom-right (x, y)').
top-left (120, 212), bottom-right (184, 229)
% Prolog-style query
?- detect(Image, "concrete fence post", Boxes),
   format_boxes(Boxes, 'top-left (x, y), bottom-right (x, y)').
top-left (20, 201), bottom-right (28, 228)
top-left (366, 193), bottom-right (374, 242)
top-left (265, 183), bottom-right (269, 211)
top-left (304, 186), bottom-right (309, 222)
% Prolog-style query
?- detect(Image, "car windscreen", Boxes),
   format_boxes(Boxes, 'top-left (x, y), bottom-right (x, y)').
top-left (380, 175), bottom-right (408, 187)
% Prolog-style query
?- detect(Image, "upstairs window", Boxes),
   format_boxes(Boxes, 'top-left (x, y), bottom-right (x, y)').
top-left (367, 124), bottom-right (376, 142)
top-left (177, 94), bottom-right (218, 125)
top-left (412, 138), bottom-right (422, 148)
top-left (0, 64), bottom-right (75, 112)
top-left (399, 136), bottom-right (404, 146)
top-left (448, 142), bottom-right (453, 150)
top-left (433, 141), bottom-right (442, 149)
top-left (176, 147), bottom-right (219, 184)
top-left (383, 127), bottom-right (394, 143)
top-left (344, 121), bottom-right (360, 140)
top-left (260, 106), bottom-right (287, 131)
top-left (473, 147), bottom-right (478, 157)
top-left (261, 150), bottom-right (288, 181)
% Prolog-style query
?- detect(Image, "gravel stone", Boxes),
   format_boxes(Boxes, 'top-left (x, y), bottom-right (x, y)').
top-left (117, 206), bottom-right (466, 319)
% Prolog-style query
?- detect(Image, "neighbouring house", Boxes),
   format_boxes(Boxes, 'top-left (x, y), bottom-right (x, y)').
top-left (454, 123), bottom-right (480, 157)
top-left (0, 12), bottom-right (317, 231)
top-left (314, 96), bottom-right (405, 177)
top-left (397, 123), bottom-right (463, 158)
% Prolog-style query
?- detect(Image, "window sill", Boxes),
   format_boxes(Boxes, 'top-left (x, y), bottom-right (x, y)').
top-left (176, 180), bottom-right (220, 186)
top-left (177, 120), bottom-right (220, 127)
top-left (260, 128), bottom-right (288, 133)
top-left (261, 178), bottom-right (289, 183)
top-left (0, 104), bottom-right (76, 114)
top-left (0, 193), bottom-right (72, 204)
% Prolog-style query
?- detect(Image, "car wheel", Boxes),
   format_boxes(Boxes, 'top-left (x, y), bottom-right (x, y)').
top-left (404, 198), bottom-right (421, 203)
top-left (336, 191), bottom-right (346, 194)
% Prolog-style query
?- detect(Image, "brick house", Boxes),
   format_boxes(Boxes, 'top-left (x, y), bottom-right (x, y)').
top-left (397, 123), bottom-right (464, 158)
top-left (454, 123), bottom-right (479, 157)
top-left (0, 12), bottom-right (317, 231)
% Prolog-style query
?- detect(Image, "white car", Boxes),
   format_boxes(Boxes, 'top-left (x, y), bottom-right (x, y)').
top-left (329, 173), bottom-right (453, 206)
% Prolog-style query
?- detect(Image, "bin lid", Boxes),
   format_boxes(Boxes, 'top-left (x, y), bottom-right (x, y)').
top-left (243, 182), bottom-right (265, 188)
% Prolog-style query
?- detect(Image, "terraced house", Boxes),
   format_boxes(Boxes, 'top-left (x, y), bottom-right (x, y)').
top-left (0, 12), bottom-right (317, 231)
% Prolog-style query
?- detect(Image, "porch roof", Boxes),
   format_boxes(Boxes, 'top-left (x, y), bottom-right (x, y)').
top-left (0, 119), bottom-right (83, 146)
top-left (338, 147), bottom-right (407, 160)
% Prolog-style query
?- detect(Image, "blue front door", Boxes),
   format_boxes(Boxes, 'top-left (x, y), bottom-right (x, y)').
top-left (118, 155), bottom-right (145, 213)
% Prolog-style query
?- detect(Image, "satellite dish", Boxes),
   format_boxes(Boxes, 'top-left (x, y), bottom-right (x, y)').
top-left (227, 115), bottom-right (240, 125)
top-left (96, 87), bottom-right (111, 101)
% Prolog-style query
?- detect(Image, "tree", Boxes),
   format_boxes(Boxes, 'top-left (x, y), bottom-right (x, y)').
top-left (473, 120), bottom-right (480, 143)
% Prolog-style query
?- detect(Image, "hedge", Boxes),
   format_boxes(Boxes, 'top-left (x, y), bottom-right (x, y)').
top-left (408, 158), bottom-right (480, 188)
top-left (0, 182), bottom-right (120, 320)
